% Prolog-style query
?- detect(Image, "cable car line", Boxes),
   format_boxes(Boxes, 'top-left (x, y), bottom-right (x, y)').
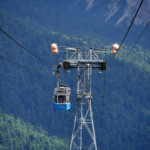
top-left (64, 69), bottom-right (72, 142)
top-left (100, 70), bottom-right (106, 150)
top-left (0, 28), bottom-right (51, 65)
top-left (51, 43), bottom-right (107, 149)
top-left (118, 0), bottom-right (144, 52)
top-left (67, 109), bottom-right (71, 149)
top-left (108, 0), bottom-right (144, 61)
top-left (122, 20), bottom-right (150, 61)
top-left (53, 63), bottom-right (71, 110)
top-left (0, 54), bottom-right (50, 74)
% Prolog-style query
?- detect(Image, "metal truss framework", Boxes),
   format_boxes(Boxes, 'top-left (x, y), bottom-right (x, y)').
top-left (62, 47), bottom-right (106, 150)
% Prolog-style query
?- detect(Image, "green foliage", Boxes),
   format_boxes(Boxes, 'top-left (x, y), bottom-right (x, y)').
top-left (0, 110), bottom-right (68, 150)
top-left (0, 2), bottom-right (150, 150)
top-left (93, 58), bottom-right (150, 150)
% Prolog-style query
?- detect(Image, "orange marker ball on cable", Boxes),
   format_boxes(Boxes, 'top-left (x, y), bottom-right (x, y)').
top-left (112, 50), bottom-right (117, 54)
top-left (113, 44), bottom-right (119, 51)
top-left (52, 49), bottom-right (58, 54)
top-left (51, 43), bottom-right (58, 54)
top-left (51, 43), bottom-right (57, 50)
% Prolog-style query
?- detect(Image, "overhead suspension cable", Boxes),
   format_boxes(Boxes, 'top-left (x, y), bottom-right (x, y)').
top-left (0, 28), bottom-right (51, 65)
top-left (118, 0), bottom-right (144, 51)
top-left (67, 109), bottom-right (71, 149)
top-left (108, 0), bottom-right (144, 61)
top-left (122, 20), bottom-right (150, 61)
top-left (0, 54), bottom-right (50, 74)
top-left (100, 70), bottom-right (106, 150)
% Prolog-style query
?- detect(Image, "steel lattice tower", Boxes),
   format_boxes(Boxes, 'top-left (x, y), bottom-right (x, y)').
top-left (62, 47), bottom-right (106, 150)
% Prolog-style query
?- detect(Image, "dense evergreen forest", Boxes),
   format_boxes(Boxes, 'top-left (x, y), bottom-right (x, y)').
top-left (0, 109), bottom-right (68, 150)
top-left (0, 0), bottom-right (150, 150)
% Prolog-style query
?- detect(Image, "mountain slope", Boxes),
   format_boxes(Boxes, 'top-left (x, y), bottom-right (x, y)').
top-left (0, 3), bottom-right (150, 150)
top-left (0, 0), bottom-right (149, 47)
top-left (0, 110), bottom-right (68, 150)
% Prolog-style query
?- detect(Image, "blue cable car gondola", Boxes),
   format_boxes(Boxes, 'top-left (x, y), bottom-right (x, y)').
top-left (53, 84), bottom-right (71, 110)
top-left (53, 63), bottom-right (71, 110)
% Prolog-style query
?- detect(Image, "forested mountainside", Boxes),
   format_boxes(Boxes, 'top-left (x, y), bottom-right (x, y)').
top-left (0, 0), bottom-right (150, 47)
top-left (0, 0), bottom-right (150, 150)
top-left (0, 109), bottom-right (68, 150)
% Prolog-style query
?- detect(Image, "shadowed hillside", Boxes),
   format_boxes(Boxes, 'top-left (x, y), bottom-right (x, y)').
top-left (0, 1), bottom-right (150, 149)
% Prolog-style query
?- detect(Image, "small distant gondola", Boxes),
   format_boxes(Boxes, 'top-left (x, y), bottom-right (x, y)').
top-left (53, 63), bottom-right (71, 110)
top-left (53, 84), bottom-right (71, 110)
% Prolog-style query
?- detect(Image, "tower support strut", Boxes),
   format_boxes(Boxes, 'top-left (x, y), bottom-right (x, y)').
top-left (62, 47), bottom-right (106, 150)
